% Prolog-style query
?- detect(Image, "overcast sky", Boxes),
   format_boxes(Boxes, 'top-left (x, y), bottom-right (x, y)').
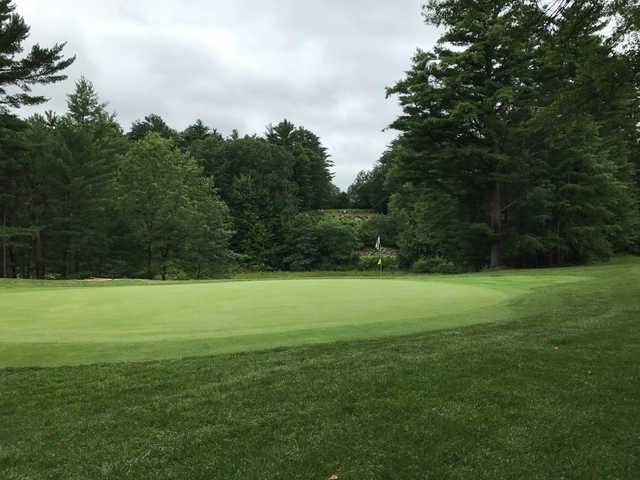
top-left (16, 0), bottom-right (438, 189)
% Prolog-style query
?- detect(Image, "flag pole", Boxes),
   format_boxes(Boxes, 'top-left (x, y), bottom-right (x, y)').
top-left (376, 235), bottom-right (382, 278)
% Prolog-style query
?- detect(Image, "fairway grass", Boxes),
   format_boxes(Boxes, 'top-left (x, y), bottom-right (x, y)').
top-left (1, 258), bottom-right (639, 479)
top-left (0, 274), bottom-right (575, 367)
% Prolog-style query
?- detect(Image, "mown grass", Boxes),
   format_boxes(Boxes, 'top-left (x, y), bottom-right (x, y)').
top-left (1, 258), bottom-right (639, 479)
top-left (0, 272), bottom-right (575, 368)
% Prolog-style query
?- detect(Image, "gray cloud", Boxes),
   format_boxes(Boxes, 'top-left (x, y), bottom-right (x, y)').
top-left (16, 0), bottom-right (438, 189)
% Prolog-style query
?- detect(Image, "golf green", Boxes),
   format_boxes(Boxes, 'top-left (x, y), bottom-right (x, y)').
top-left (0, 276), bottom-right (571, 367)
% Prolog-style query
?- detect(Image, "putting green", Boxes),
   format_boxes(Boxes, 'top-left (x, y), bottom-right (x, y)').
top-left (0, 276), bottom-right (573, 367)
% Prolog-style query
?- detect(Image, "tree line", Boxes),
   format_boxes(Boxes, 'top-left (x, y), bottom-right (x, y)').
top-left (1, 74), bottom-right (357, 277)
top-left (2, 0), bottom-right (640, 278)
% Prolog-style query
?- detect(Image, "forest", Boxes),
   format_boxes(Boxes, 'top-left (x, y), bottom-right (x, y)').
top-left (1, 0), bottom-right (639, 278)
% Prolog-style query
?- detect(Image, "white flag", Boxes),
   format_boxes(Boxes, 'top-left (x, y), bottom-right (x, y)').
top-left (375, 235), bottom-right (381, 251)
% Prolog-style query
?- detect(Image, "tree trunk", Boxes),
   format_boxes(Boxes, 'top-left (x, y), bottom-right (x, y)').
top-left (489, 180), bottom-right (503, 268)
top-left (2, 207), bottom-right (6, 278)
top-left (146, 242), bottom-right (152, 279)
top-left (8, 245), bottom-right (16, 278)
top-left (160, 247), bottom-right (168, 281)
top-left (1, 238), bottom-right (5, 278)
top-left (63, 249), bottom-right (69, 278)
top-left (32, 230), bottom-right (45, 279)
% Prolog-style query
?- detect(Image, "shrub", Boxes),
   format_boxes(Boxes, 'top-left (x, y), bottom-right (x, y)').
top-left (359, 255), bottom-right (400, 271)
top-left (358, 215), bottom-right (397, 248)
top-left (412, 256), bottom-right (457, 274)
top-left (315, 221), bottom-right (360, 269)
top-left (283, 213), bottom-right (360, 270)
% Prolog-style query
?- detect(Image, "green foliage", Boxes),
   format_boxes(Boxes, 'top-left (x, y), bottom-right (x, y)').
top-left (4, 0), bottom-right (640, 278)
top-left (266, 119), bottom-right (335, 210)
top-left (412, 256), bottom-right (457, 274)
top-left (326, 184), bottom-right (350, 209)
top-left (3, 77), bottom-right (127, 278)
top-left (380, 0), bottom-right (640, 268)
top-left (1, 68), bottom-right (350, 277)
top-left (283, 213), bottom-right (360, 270)
top-left (0, 0), bottom-right (74, 112)
top-left (314, 220), bottom-right (360, 269)
top-left (389, 185), bottom-right (486, 269)
top-left (66, 76), bottom-right (108, 124)
top-left (117, 133), bottom-right (233, 278)
top-left (128, 114), bottom-right (177, 142)
top-left (358, 255), bottom-right (399, 271)
top-left (347, 161), bottom-right (390, 213)
top-left (194, 135), bottom-right (299, 268)
top-left (0, 1), bottom-right (73, 278)
top-left (357, 215), bottom-right (397, 249)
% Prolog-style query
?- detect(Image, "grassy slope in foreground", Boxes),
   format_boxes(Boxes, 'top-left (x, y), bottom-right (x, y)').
top-left (0, 273), bottom-right (575, 367)
top-left (1, 258), bottom-right (639, 479)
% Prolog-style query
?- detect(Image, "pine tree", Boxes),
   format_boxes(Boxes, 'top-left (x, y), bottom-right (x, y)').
top-left (0, 0), bottom-right (73, 277)
top-left (66, 76), bottom-right (108, 125)
top-left (267, 120), bottom-right (335, 210)
top-left (128, 114), bottom-right (176, 142)
top-left (0, 0), bottom-right (74, 111)
top-left (386, 0), bottom-right (638, 268)
top-left (30, 78), bottom-right (125, 276)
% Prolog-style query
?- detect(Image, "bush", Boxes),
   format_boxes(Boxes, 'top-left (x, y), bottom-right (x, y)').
top-left (315, 221), bottom-right (360, 269)
top-left (358, 215), bottom-right (397, 248)
top-left (359, 255), bottom-right (400, 271)
top-left (412, 256), bottom-right (457, 274)
top-left (283, 213), bottom-right (360, 270)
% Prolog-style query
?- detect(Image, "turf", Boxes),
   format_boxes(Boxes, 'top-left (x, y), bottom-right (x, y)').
top-left (0, 274), bottom-right (574, 367)
top-left (1, 259), bottom-right (639, 479)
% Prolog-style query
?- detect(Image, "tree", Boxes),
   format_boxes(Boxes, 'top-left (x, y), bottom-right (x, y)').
top-left (118, 133), bottom-right (232, 278)
top-left (282, 213), bottom-right (360, 270)
top-left (128, 114), bottom-right (176, 142)
top-left (511, 0), bottom-right (639, 265)
top-left (347, 162), bottom-right (390, 213)
top-left (0, 0), bottom-right (74, 112)
top-left (388, 0), bottom-right (545, 267)
top-left (177, 119), bottom-right (222, 151)
top-left (267, 120), bottom-right (335, 209)
top-left (327, 184), bottom-right (350, 209)
top-left (191, 134), bottom-right (299, 268)
top-left (0, 0), bottom-right (73, 277)
top-left (386, 0), bottom-right (638, 268)
top-left (37, 78), bottom-right (126, 276)
top-left (66, 76), bottom-right (108, 124)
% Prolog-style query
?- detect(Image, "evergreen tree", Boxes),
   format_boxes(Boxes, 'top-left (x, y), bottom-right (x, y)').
top-left (177, 119), bottom-right (222, 151)
top-left (385, 0), bottom-right (638, 268)
top-left (347, 161), bottom-right (390, 213)
top-left (388, 0), bottom-right (544, 267)
top-left (267, 120), bottom-right (335, 209)
top-left (0, 0), bottom-right (74, 112)
top-left (128, 114), bottom-right (176, 142)
top-left (0, 0), bottom-right (73, 277)
top-left (205, 136), bottom-right (298, 268)
top-left (66, 76), bottom-right (108, 124)
top-left (28, 78), bottom-right (126, 276)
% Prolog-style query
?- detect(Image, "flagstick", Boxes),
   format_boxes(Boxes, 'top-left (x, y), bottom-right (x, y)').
top-left (375, 234), bottom-right (382, 278)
